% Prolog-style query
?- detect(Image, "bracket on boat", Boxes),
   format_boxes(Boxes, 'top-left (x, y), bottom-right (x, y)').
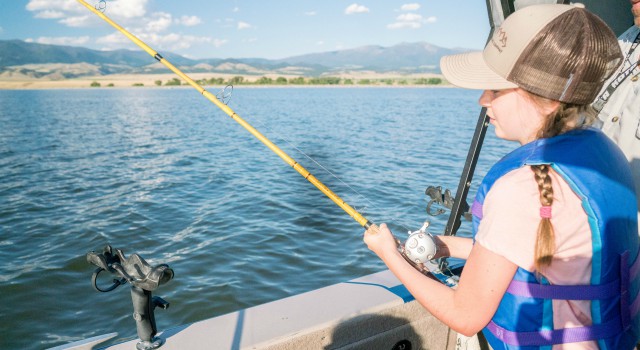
top-left (423, 186), bottom-right (471, 284)
top-left (425, 185), bottom-right (471, 221)
top-left (87, 245), bottom-right (174, 350)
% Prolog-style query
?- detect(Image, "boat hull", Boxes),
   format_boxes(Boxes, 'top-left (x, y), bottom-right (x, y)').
top-left (56, 270), bottom-right (457, 350)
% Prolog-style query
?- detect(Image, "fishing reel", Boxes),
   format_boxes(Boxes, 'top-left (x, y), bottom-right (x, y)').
top-left (397, 221), bottom-right (459, 287)
top-left (398, 221), bottom-right (439, 272)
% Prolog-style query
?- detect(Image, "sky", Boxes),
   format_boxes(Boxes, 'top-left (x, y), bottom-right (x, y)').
top-left (0, 0), bottom-right (492, 60)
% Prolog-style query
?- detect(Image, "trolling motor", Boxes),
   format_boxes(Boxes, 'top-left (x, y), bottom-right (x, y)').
top-left (87, 245), bottom-right (174, 350)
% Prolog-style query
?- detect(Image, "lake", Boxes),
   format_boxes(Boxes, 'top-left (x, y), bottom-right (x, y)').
top-left (0, 87), bottom-right (514, 349)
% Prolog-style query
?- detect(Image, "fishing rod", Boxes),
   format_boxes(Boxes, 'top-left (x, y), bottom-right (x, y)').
top-left (76, 0), bottom-right (455, 284)
top-left (76, 0), bottom-right (374, 228)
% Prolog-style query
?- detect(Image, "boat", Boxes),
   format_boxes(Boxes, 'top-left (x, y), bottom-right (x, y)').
top-left (53, 1), bottom-right (634, 349)
top-left (55, 268), bottom-right (458, 350)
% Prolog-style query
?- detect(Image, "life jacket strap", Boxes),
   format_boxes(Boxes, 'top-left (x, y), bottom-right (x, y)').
top-left (486, 317), bottom-right (621, 346)
top-left (489, 251), bottom-right (640, 346)
top-left (471, 200), bottom-right (483, 219)
top-left (506, 278), bottom-right (619, 300)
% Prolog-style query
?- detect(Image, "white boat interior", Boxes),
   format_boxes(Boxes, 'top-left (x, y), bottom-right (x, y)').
top-left (55, 270), bottom-right (457, 350)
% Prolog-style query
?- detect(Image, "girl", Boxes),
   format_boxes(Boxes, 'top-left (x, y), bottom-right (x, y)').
top-left (364, 4), bottom-right (640, 349)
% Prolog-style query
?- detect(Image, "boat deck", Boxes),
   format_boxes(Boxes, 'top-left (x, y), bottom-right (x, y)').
top-left (56, 270), bottom-right (456, 350)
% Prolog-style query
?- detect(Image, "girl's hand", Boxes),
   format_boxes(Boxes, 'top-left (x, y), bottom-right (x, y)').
top-left (363, 223), bottom-right (401, 261)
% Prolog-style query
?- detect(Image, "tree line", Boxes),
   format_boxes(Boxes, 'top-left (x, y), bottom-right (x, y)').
top-left (160, 76), bottom-right (443, 86)
top-left (90, 76), bottom-right (444, 87)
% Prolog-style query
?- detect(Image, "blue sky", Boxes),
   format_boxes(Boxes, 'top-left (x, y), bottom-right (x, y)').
top-left (0, 0), bottom-right (491, 59)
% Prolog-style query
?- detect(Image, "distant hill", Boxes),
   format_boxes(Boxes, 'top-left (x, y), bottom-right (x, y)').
top-left (0, 40), bottom-right (196, 67)
top-left (277, 42), bottom-right (464, 72)
top-left (0, 39), bottom-right (470, 80)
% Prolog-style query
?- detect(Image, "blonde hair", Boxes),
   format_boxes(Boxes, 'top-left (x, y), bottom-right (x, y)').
top-left (525, 92), bottom-right (594, 272)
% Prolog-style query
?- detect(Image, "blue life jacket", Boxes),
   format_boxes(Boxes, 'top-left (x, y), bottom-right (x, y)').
top-left (470, 128), bottom-right (640, 349)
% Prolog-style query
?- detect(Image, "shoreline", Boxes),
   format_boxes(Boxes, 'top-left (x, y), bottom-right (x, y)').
top-left (0, 72), bottom-right (450, 90)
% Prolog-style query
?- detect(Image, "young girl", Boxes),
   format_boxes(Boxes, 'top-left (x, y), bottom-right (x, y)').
top-left (364, 4), bottom-right (640, 349)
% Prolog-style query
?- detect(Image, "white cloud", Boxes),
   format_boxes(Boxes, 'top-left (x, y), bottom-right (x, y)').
top-left (26, 0), bottom-right (78, 12)
top-left (107, 0), bottom-right (148, 19)
top-left (27, 0), bottom-right (149, 29)
top-left (400, 3), bottom-right (421, 11)
top-left (34, 10), bottom-right (66, 19)
top-left (178, 15), bottom-right (201, 27)
top-left (345, 4), bottom-right (370, 15)
top-left (305, 11), bottom-right (317, 16)
top-left (237, 21), bottom-right (252, 30)
top-left (397, 13), bottom-right (422, 22)
top-left (0, 27), bottom-right (3, 34)
top-left (25, 36), bottom-right (90, 46)
top-left (27, 0), bottom-right (146, 19)
top-left (212, 39), bottom-right (228, 48)
top-left (387, 21), bottom-right (420, 29)
top-left (147, 33), bottom-right (182, 47)
top-left (141, 33), bottom-right (215, 51)
top-left (98, 30), bottom-right (225, 52)
top-left (145, 12), bottom-right (172, 32)
top-left (316, 41), bottom-right (324, 46)
top-left (59, 15), bottom-right (92, 27)
top-left (96, 32), bottom-right (131, 45)
top-left (233, 7), bottom-right (240, 12)
top-left (27, 0), bottom-right (86, 23)
top-left (387, 13), bottom-right (436, 29)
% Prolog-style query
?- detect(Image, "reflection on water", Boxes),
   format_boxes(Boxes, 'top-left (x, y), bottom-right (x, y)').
top-left (0, 87), bottom-right (513, 349)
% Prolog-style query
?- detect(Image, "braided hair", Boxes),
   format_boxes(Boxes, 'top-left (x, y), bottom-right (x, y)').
top-left (526, 93), bottom-right (595, 272)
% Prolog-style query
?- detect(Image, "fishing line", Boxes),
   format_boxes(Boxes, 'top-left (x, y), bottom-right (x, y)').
top-left (77, 0), bottom-right (377, 231)
top-left (232, 106), bottom-right (420, 233)
top-left (80, 0), bottom-right (426, 235)
top-left (210, 84), bottom-right (375, 217)
top-left (209, 81), bottom-right (420, 232)
top-left (78, 0), bottom-right (459, 287)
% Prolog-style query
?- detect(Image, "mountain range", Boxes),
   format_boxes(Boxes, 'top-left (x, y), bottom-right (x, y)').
top-left (0, 39), bottom-right (470, 80)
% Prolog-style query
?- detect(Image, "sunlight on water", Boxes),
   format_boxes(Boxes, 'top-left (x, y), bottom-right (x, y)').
top-left (0, 87), bottom-right (514, 349)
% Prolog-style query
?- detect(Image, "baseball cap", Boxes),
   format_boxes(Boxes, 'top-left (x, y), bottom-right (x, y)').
top-left (440, 3), bottom-right (622, 104)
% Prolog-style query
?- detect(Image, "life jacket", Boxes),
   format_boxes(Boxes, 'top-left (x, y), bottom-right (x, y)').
top-left (470, 128), bottom-right (640, 349)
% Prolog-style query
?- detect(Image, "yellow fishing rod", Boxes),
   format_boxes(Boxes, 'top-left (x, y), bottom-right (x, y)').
top-left (76, 0), bottom-right (459, 287)
top-left (76, 0), bottom-right (377, 231)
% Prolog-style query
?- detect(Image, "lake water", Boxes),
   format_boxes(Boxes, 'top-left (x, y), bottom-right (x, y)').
top-left (0, 87), bottom-right (514, 349)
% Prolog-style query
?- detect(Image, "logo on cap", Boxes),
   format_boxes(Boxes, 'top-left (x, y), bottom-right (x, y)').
top-left (497, 28), bottom-right (507, 48)
top-left (490, 27), bottom-right (508, 53)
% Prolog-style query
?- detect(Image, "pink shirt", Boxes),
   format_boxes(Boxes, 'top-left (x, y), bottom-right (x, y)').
top-left (475, 166), bottom-right (596, 350)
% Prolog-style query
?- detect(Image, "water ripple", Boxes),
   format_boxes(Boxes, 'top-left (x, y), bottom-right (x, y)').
top-left (0, 87), bottom-right (513, 349)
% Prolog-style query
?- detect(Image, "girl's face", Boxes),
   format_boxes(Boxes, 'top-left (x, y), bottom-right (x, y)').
top-left (478, 88), bottom-right (546, 145)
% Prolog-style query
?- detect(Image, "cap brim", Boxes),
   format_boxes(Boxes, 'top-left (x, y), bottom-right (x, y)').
top-left (440, 51), bottom-right (517, 90)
